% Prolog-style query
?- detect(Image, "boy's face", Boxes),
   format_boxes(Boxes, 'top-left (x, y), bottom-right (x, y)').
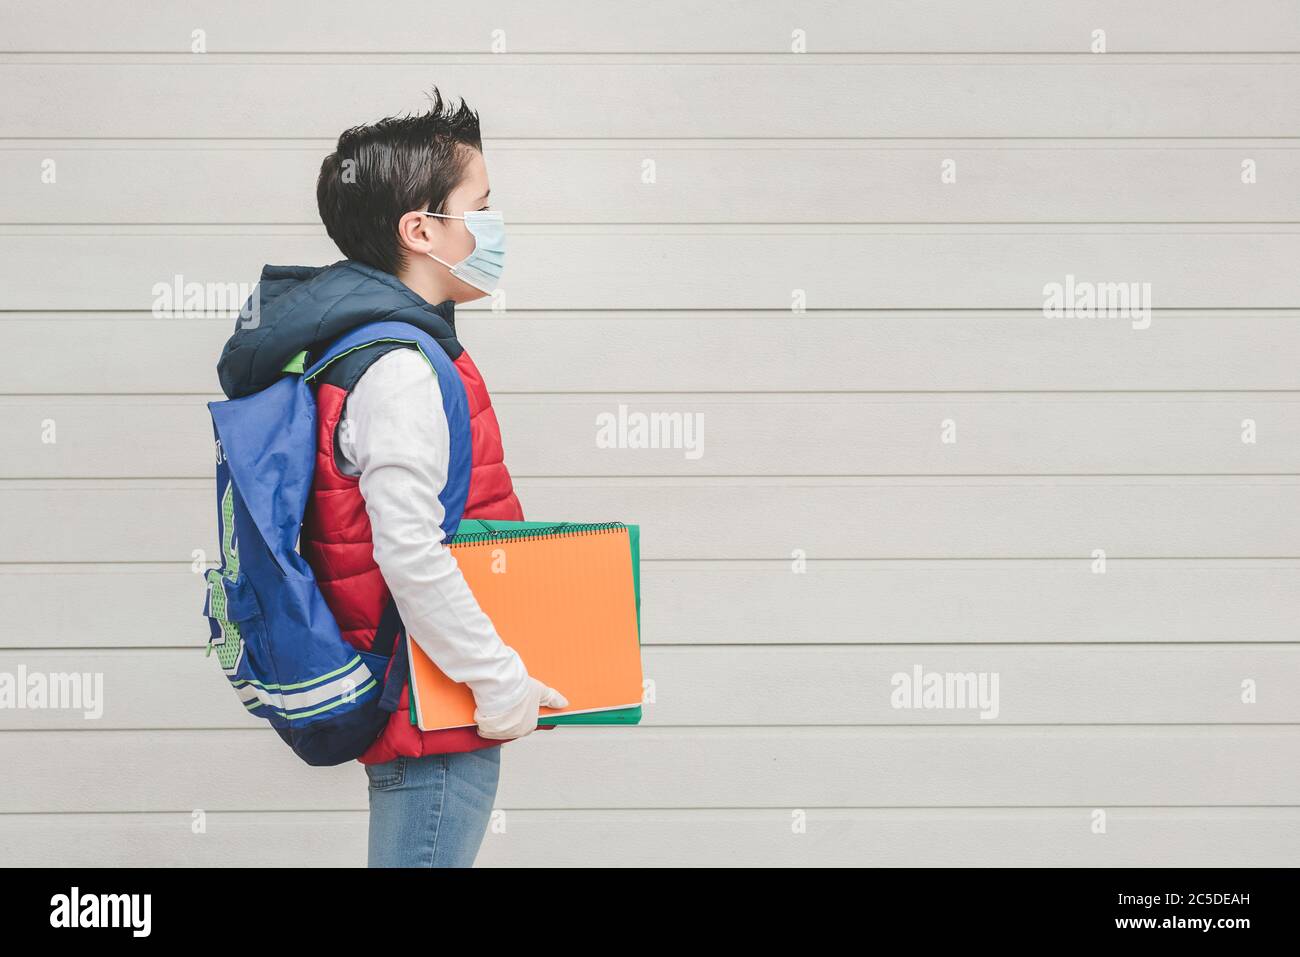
top-left (419, 147), bottom-right (494, 303)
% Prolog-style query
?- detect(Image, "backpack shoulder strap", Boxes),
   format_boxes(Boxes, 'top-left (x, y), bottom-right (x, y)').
top-left (298, 318), bottom-right (474, 539)
top-left (316, 340), bottom-right (410, 393)
top-left (301, 320), bottom-right (452, 386)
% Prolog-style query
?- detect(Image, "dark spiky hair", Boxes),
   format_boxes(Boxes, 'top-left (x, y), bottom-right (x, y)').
top-left (316, 87), bottom-right (482, 274)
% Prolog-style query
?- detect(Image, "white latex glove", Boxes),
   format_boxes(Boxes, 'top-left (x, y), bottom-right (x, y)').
top-left (474, 676), bottom-right (569, 740)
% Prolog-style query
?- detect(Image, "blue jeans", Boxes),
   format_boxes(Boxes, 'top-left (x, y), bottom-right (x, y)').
top-left (365, 746), bottom-right (502, 867)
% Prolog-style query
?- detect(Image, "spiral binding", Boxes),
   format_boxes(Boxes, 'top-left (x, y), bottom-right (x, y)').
top-left (449, 521), bottom-right (627, 548)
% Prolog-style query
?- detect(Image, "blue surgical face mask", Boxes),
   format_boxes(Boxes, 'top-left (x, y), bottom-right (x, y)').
top-left (420, 209), bottom-right (505, 293)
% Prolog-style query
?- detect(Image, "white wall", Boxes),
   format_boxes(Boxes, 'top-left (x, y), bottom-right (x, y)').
top-left (1, 1), bottom-right (1298, 867)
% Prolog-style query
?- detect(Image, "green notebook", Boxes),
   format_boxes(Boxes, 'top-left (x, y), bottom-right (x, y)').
top-left (409, 519), bottom-right (643, 727)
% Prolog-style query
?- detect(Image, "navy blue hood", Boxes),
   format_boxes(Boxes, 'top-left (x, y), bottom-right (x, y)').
top-left (217, 260), bottom-right (464, 399)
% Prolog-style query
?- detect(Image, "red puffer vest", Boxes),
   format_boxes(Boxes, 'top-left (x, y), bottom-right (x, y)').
top-left (301, 344), bottom-right (524, 764)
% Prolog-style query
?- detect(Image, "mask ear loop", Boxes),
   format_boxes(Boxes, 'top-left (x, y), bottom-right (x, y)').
top-left (418, 210), bottom-right (462, 270)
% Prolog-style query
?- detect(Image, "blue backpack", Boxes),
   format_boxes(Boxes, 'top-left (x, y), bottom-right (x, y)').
top-left (201, 320), bottom-right (472, 766)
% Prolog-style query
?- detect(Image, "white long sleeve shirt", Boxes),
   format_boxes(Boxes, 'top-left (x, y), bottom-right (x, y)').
top-left (335, 346), bottom-right (531, 716)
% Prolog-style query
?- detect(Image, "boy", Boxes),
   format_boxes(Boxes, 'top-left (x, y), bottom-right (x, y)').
top-left (215, 89), bottom-right (565, 867)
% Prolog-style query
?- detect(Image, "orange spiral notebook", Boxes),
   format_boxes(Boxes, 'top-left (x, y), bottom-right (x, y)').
top-left (407, 522), bottom-right (644, 731)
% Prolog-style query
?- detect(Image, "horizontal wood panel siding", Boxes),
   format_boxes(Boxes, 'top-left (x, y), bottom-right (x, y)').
top-left (3, 561), bottom-right (1295, 649)
top-left (0, 645), bottom-right (1295, 729)
top-left (6, 2), bottom-right (1298, 54)
top-left (4, 808), bottom-right (1297, 868)
top-left (5, 394), bottom-right (1300, 478)
top-left (2, 228), bottom-right (1298, 310)
top-left (5, 144), bottom-right (1298, 224)
top-left (5, 61), bottom-right (1298, 139)
top-left (2, 479), bottom-right (1297, 561)
top-left (2, 727), bottom-right (1296, 812)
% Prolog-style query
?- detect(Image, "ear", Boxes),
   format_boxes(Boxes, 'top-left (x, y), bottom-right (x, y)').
top-left (396, 210), bottom-right (437, 257)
